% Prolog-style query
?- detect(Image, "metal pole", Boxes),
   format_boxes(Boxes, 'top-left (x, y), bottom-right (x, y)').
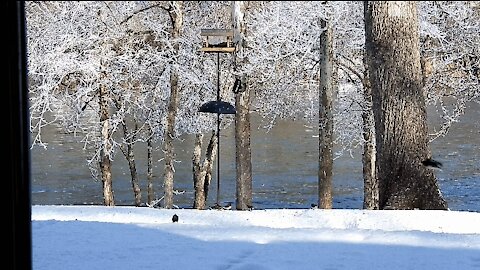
top-left (216, 52), bottom-right (220, 206)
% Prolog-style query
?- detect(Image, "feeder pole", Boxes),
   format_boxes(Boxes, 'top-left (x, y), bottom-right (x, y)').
top-left (216, 52), bottom-right (221, 206)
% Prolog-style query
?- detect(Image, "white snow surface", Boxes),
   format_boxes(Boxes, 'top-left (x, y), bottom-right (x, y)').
top-left (32, 205), bottom-right (480, 270)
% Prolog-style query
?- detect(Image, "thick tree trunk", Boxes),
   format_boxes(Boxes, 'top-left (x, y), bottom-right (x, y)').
top-left (162, 1), bottom-right (183, 209)
top-left (362, 62), bottom-right (379, 209)
top-left (98, 81), bottom-right (114, 206)
top-left (235, 88), bottom-right (252, 210)
top-left (122, 122), bottom-right (141, 206)
top-left (233, 1), bottom-right (252, 210)
top-left (318, 19), bottom-right (334, 209)
top-left (193, 131), bottom-right (218, 209)
top-left (364, 1), bottom-right (448, 210)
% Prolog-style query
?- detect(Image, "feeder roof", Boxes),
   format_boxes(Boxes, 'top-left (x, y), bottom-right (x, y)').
top-left (199, 100), bottom-right (236, 114)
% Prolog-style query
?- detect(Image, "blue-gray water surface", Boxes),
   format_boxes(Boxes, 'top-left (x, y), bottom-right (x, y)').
top-left (31, 102), bottom-right (480, 212)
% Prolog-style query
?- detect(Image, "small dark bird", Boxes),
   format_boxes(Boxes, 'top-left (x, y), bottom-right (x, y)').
top-left (210, 203), bottom-right (223, 210)
top-left (172, 214), bottom-right (178, 223)
top-left (422, 158), bottom-right (443, 170)
top-left (223, 202), bottom-right (232, 210)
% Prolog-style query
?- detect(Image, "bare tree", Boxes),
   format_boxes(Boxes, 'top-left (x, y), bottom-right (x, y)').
top-left (98, 76), bottom-right (114, 206)
top-left (146, 125), bottom-right (155, 205)
top-left (232, 1), bottom-right (253, 210)
top-left (318, 18), bottom-right (334, 209)
top-left (364, 1), bottom-right (448, 209)
top-left (419, 1), bottom-right (480, 140)
top-left (119, 119), bottom-right (142, 206)
top-left (192, 132), bottom-right (218, 209)
top-left (26, 2), bottom-right (172, 206)
top-left (330, 2), bottom-right (379, 209)
top-left (162, 1), bottom-right (184, 209)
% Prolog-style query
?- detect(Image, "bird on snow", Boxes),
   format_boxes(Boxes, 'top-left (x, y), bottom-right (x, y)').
top-left (222, 202), bottom-right (232, 210)
top-left (210, 202), bottom-right (232, 210)
top-left (210, 203), bottom-right (223, 210)
top-left (422, 158), bottom-right (443, 170)
top-left (172, 214), bottom-right (178, 223)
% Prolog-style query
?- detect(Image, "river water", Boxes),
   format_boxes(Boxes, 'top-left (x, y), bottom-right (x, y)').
top-left (31, 102), bottom-right (480, 212)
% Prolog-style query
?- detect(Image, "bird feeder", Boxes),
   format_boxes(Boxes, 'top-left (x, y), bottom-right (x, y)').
top-left (198, 29), bottom-right (236, 208)
top-left (200, 29), bottom-right (235, 53)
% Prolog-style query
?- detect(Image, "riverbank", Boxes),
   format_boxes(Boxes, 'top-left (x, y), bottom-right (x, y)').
top-left (32, 205), bottom-right (480, 270)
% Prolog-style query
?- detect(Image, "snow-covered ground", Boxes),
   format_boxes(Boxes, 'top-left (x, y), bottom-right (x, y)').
top-left (32, 205), bottom-right (480, 270)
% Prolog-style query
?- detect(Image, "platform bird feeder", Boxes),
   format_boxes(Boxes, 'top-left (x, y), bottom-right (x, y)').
top-left (200, 29), bottom-right (235, 53)
top-left (199, 30), bottom-right (236, 208)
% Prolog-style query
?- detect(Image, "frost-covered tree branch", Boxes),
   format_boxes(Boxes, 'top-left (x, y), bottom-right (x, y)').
top-left (420, 1), bottom-right (480, 141)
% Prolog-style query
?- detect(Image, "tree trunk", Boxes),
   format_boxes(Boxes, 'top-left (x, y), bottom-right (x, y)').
top-left (122, 121), bottom-right (141, 206)
top-left (193, 131), bottom-right (218, 209)
top-left (147, 125), bottom-right (154, 205)
top-left (364, 1), bottom-right (448, 210)
top-left (162, 1), bottom-right (183, 209)
top-left (362, 57), bottom-right (378, 209)
top-left (203, 131), bottom-right (217, 204)
top-left (318, 19), bottom-right (334, 209)
top-left (162, 80), bottom-right (177, 208)
top-left (232, 1), bottom-right (253, 210)
top-left (193, 134), bottom-right (205, 209)
top-left (234, 80), bottom-right (252, 210)
top-left (98, 81), bottom-right (114, 206)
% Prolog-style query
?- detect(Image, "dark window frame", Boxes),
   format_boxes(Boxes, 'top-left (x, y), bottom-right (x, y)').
top-left (6, 2), bottom-right (32, 269)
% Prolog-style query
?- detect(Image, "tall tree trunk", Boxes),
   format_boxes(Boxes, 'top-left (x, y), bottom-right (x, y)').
top-left (122, 121), bottom-right (141, 206)
top-left (162, 1), bottom-right (183, 209)
top-left (362, 58), bottom-right (378, 209)
top-left (193, 131), bottom-right (218, 209)
top-left (364, 1), bottom-right (448, 210)
top-left (232, 1), bottom-right (252, 210)
top-left (98, 80), bottom-right (114, 206)
top-left (318, 19), bottom-right (334, 209)
top-left (147, 125), bottom-right (154, 205)
top-left (162, 76), bottom-right (177, 208)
